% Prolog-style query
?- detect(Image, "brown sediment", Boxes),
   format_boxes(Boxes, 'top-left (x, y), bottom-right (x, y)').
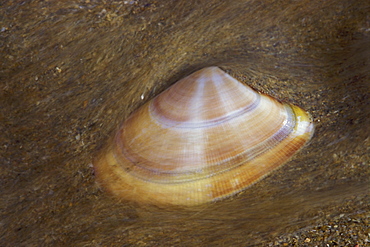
top-left (1, 0), bottom-right (369, 246)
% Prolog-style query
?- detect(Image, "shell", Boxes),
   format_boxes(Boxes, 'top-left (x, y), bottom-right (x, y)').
top-left (94, 66), bottom-right (314, 206)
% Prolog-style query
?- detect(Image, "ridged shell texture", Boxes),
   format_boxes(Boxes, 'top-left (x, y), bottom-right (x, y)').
top-left (94, 67), bottom-right (314, 206)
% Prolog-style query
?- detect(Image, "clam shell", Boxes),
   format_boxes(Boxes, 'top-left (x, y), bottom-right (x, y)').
top-left (94, 67), bottom-right (314, 206)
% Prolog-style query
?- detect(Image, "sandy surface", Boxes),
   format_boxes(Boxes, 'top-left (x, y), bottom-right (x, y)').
top-left (1, 0), bottom-right (369, 246)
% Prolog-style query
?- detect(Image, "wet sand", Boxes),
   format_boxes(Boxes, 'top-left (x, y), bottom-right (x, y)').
top-left (1, 0), bottom-right (369, 246)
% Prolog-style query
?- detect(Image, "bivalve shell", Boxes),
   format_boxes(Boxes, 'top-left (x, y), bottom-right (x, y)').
top-left (94, 67), bottom-right (314, 206)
